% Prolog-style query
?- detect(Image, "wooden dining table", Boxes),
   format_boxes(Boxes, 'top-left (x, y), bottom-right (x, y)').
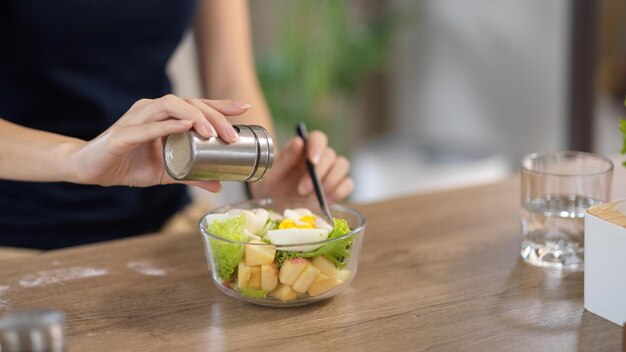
top-left (0, 178), bottom-right (622, 351)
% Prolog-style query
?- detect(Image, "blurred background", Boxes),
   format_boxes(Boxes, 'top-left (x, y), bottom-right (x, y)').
top-left (168, 0), bottom-right (626, 204)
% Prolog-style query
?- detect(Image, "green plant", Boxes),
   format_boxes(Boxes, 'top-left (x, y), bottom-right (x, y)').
top-left (256, 2), bottom-right (410, 152)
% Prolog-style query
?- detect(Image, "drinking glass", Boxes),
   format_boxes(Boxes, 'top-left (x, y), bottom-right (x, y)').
top-left (520, 151), bottom-right (613, 270)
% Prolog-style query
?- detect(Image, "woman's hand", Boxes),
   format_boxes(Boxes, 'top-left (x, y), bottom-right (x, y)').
top-left (249, 130), bottom-right (353, 202)
top-left (68, 94), bottom-right (250, 192)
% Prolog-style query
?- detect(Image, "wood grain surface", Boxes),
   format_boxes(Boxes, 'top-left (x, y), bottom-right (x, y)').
top-left (0, 178), bottom-right (621, 351)
top-left (588, 201), bottom-right (626, 227)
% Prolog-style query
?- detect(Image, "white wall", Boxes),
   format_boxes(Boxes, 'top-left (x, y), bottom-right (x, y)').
top-left (389, 0), bottom-right (571, 166)
top-left (167, 1), bottom-right (574, 204)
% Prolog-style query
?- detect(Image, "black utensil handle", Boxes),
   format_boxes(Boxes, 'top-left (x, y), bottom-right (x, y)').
top-left (296, 122), bottom-right (333, 222)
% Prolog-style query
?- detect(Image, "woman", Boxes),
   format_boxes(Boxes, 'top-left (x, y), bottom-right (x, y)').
top-left (0, 1), bottom-right (353, 249)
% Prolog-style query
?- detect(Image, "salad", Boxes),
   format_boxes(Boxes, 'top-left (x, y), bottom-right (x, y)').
top-left (204, 207), bottom-right (354, 302)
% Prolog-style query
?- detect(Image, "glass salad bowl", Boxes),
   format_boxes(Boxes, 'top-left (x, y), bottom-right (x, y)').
top-left (199, 198), bottom-right (366, 307)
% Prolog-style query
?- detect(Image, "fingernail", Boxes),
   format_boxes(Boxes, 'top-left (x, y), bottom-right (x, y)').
top-left (311, 152), bottom-right (321, 165)
top-left (297, 182), bottom-right (307, 195)
top-left (298, 180), bottom-right (311, 195)
top-left (203, 120), bottom-right (217, 137)
top-left (232, 101), bottom-right (251, 109)
top-left (227, 125), bottom-right (239, 142)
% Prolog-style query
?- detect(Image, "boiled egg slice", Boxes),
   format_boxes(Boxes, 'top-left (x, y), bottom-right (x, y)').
top-left (293, 208), bottom-right (313, 216)
top-left (282, 209), bottom-right (316, 229)
top-left (243, 228), bottom-right (262, 241)
top-left (314, 216), bottom-right (333, 231)
top-left (282, 208), bottom-right (333, 231)
top-left (226, 208), bottom-right (268, 235)
top-left (247, 208), bottom-right (269, 235)
top-left (265, 228), bottom-right (330, 252)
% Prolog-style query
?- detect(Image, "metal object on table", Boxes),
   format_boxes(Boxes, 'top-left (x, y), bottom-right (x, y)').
top-left (163, 125), bottom-right (274, 182)
top-left (0, 309), bottom-right (65, 352)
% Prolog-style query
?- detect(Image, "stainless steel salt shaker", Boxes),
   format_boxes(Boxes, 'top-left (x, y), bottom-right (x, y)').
top-left (0, 309), bottom-right (66, 352)
top-left (163, 125), bottom-right (274, 182)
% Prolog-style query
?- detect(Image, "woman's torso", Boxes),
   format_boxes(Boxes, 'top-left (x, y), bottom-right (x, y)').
top-left (0, 0), bottom-right (197, 249)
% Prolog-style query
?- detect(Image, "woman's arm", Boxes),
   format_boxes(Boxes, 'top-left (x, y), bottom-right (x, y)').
top-left (0, 118), bottom-right (85, 182)
top-left (194, 0), bottom-right (354, 201)
top-left (0, 96), bottom-right (248, 192)
top-left (194, 0), bottom-right (273, 134)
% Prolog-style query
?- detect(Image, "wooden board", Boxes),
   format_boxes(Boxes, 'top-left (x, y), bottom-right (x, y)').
top-left (588, 201), bottom-right (626, 227)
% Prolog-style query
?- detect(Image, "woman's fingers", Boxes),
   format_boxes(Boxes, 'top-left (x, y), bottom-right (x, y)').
top-left (202, 99), bottom-right (251, 116)
top-left (126, 95), bottom-right (214, 138)
top-left (121, 95), bottom-right (251, 143)
top-left (267, 138), bottom-right (305, 180)
top-left (295, 130), bottom-right (331, 195)
top-left (328, 178), bottom-right (354, 202)
top-left (297, 147), bottom-right (336, 195)
top-left (127, 98), bottom-right (153, 113)
top-left (306, 130), bottom-right (328, 165)
top-left (246, 130), bottom-right (354, 200)
top-left (187, 99), bottom-right (239, 143)
top-left (322, 156), bottom-right (351, 194)
top-left (315, 148), bottom-right (336, 178)
top-left (183, 180), bottom-right (222, 193)
top-left (108, 119), bottom-right (193, 154)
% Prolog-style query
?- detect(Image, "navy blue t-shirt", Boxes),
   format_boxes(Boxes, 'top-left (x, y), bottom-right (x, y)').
top-left (0, 1), bottom-right (197, 249)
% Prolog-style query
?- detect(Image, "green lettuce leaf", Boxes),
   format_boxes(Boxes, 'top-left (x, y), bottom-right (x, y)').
top-left (206, 214), bottom-right (247, 280)
top-left (258, 218), bottom-right (279, 237)
top-left (274, 218), bottom-right (354, 269)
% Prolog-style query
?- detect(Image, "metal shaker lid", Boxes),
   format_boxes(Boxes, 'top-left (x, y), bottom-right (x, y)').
top-left (244, 125), bottom-right (274, 182)
top-left (163, 131), bottom-right (195, 180)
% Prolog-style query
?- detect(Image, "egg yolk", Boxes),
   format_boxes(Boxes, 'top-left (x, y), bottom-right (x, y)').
top-left (278, 215), bottom-right (317, 230)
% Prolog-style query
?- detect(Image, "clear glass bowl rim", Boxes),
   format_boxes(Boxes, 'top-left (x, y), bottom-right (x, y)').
top-left (198, 198), bottom-right (366, 248)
